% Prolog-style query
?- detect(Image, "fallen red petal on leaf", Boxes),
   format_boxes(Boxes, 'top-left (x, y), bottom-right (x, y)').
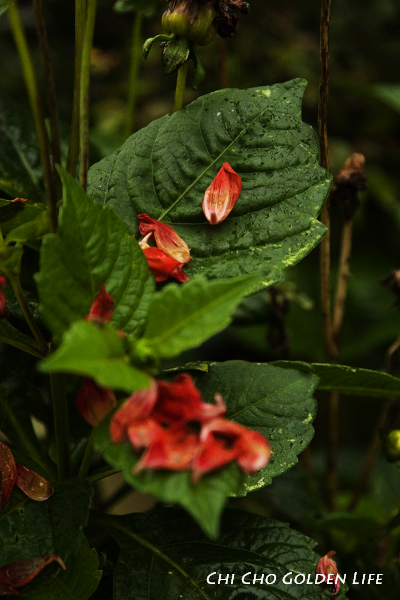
top-left (142, 247), bottom-right (189, 282)
top-left (86, 283), bottom-right (115, 323)
top-left (0, 555), bottom-right (66, 589)
top-left (0, 441), bottom-right (17, 509)
top-left (76, 377), bottom-right (117, 427)
top-left (15, 464), bottom-right (54, 502)
top-left (202, 162), bottom-right (242, 225)
top-left (138, 214), bottom-right (191, 263)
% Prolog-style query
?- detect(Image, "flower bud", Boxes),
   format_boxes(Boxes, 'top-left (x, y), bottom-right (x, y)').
top-left (162, 0), bottom-right (217, 46)
top-left (316, 551), bottom-right (340, 597)
top-left (381, 429), bottom-right (400, 462)
top-left (202, 162), bottom-right (242, 225)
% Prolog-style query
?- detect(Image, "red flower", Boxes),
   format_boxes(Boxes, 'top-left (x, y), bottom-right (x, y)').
top-left (75, 377), bottom-right (117, 427)
top-left (138, 214), bottom-right (191, 264)
top-left (0, 276), bottom-right (10, 319)
top-left (202, 162), bottom-right (242, 225)
top-left (109, 374), bottom-right (271, 480)
top-left (316, 551), bottom-right (340, 597)
top-left (0, 554), bottom-right (66, 596)
top-left (0, 441), bottom-right (53, 509)
top-left (141, 247), bottom-right (189, 283)
top-left (86, 283), bottom-right (114, 323)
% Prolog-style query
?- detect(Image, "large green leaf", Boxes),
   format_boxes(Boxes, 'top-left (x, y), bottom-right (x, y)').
top-left (139, 274), bottom-right (262, 359)
top-left (193, 361), bottom-right (318, 495)
top-left (0, 479), bottom-right (93, 567)
top-left (94, 507), bottom-right (347, 600)
top-left (0, 94), bottom-right (43, 202)
top-left (36, 168), bottom-right (154, 338)
top-left (275, 361), bottom-right (400, 397)
top-left (40, 321), bottom-right (151, 393)
top-left (88, 79), bottom-right (331, 284)
top-left (93, 412), bottom-right (244, 538)
top-left (19, 536), bottom-right (102, 600)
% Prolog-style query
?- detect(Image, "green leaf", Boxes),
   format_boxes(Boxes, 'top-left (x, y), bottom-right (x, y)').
top-left (94, 507), bottom-right (348, 600)
top-left (193, 361), bottom-right (318, 495)
top-left (88, 79), bottom-right (331, 284)
top-left (139, 274), bottom-right (262, 359)
top-left (374, 84), bottom-right (400, 113)
top-left (162, 37), bottom-right (190, 74)
top-left (93, 412), bottom-right (244, 538)
top-left (0, 93), bottom-right (43, 202)
top-left (0, 319), bottom-right (44, 357)
top-left (0, 199), bottom-right (47, 237)
top-left (36, 167), bottom-right (154, 338)
top-left (40, 321), bottom-right (151, 393)
top-left (19, 535), bottom-right (102, 600)
top-left (0, 479), bottom-right (93, 567)
top-left (5, 210), bottom-right (49, 246)
top-left (275, 361), bottom-right (400, 397)
top-left (0, 1), bottom-right (7, 18)
top-left (113, 0), bottom-right (163, 17)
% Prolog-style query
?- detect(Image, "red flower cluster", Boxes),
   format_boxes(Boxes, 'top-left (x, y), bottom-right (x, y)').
top-left (110, 373), bottom-right (271, 481)
top-left (138, 214), bottom-right (191, 283)
top-left (76, 284), bottom-right (117, 426)
top-left (202, 162), bottom-right (242, 225)
top-left (0, 276), bottom-right (10, 319)
top-left (0, 555), bottom-right (66, 596)
top-left (0, 441), bottom-right (53, 509)
top-left (316, 551), bottom-right (341, 597)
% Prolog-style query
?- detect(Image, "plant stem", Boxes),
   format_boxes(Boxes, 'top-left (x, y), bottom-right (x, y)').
top-left (9, 275), bottom-right (48, 356)
top-left (0, 392), bottom-right (56, 478)
top-left (79, 0), bottom-right (98, 191)
top-left (50, 371), bottom-right (71, 482)
top-left (67, 0), bottom-right (87, 177)
top-left (6, 0), bottom-right (57, 232)
top-left (88, 466), bottom-right (121, 484)
top-left (173, 61), bottom-right (188, 113)
top-left (78, 431), bottom-right (95, 478)
top-left (90, 512), bottom-right (211, 600)
top-left (332, 218), bottom-right (353, 352)
top-left (32, 0), bottom-right (62, 204)
top-left (124, 5), bottom-right (143, 138)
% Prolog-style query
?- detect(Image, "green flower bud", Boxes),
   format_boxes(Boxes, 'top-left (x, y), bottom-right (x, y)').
top-left (162, 0), bottom-right (217, 46)
top-left (382, 429), bottom-right (400, 462)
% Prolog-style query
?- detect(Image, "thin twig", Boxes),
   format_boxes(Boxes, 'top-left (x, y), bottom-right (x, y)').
top-left (332, 219), bottom-right (353, 353)
top-left (173, 62), bottom-right (188, 113)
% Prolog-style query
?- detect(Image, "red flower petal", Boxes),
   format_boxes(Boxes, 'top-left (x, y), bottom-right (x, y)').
top-left (0, 442), bottom-right (17, 509)
top-left (15, 464), bottom-right (53, 502)
top-left (86, 283), bottom-right (114, 323)
top-left (138, 214), bottom-right (191, 263)
top-left (316, 551), bottom-right (340, 597)
top-left (0, 555), bottom-right (66, 589)
top-left (202, 162), bottom-right (242, 225)
top-left (142, 247), bottom-right (189, 282)
top-left (134, 428), bottom-right (199, 473)
top-left (0, 278), bottom-right (10, 319)
top-left (11, 198), bottom-right (28, 203)
top-left (110, 380), bottom-right (158, 443)
top-left (76, 377), bottom-right (117, 427)
top-left (192, 417), bottom-right (271, 481)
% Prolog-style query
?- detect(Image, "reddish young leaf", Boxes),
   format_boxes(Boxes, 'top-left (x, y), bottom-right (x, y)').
top-left (138, 214), bottom-right (191, 263)
top-left (86, 283), bottom-right (115, 323)
top-left (15, 464), bottom-right (54, 502)
top-left (202, 162), bottom-right (242, 225)
top-left (316, 551), bottom-right (341, 597)
top-left (0, 555), bottom-right (66, 590)
top-left (142, 247), bottom-right (189, 282)
top-left (76, 377), bottom-right (117, 427)
top-left (0, 441), bottom-right (17, 509)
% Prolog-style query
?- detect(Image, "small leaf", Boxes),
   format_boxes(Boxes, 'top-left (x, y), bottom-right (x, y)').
top-left (139, 274), bottom-right (262, 360)
top-left (193, 361), bottom-right (318, 495)
top-left (93, 412), bottom-right (244, 538)
top-left (40, 321), bottom-right (151, 393)
top-left (36, 167), bottom-right (154, 339)
top-left (0, 200), bottom-right (47, 237)
top-left (96, 506), bottom-right (349, 600)
top-left (275, 361), bottom-right (400, 397)
top-left (5, 211), bottom-right (49, 246)
top-left (162, 37), bottom-right (190, 74)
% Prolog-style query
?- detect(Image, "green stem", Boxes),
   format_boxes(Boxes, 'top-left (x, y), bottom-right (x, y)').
top-left (50, 372), bottom-right (71, 482)
top-left (32, 0), bottom-right (62, 204)
top-left (9, 274), bottom-right (48, 356)
top-left (78, 431), bottom-right (95, 478)
top-left (7, 0), bottom-right (57, 232)
top-left (0, 392), bottom-right (56, 478)
top-left (90, 512), bottom-right (211, 600)
top-left (79, 0), bottom-right (98, 191)
top-left (66, 0), bottom-right (87, 177)
top-left (173, 61), bottom-right (188, 113)
top-left (125, 6), bottom-right (143, 138)
top-left (88, 466), bottom-right (121, 484)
